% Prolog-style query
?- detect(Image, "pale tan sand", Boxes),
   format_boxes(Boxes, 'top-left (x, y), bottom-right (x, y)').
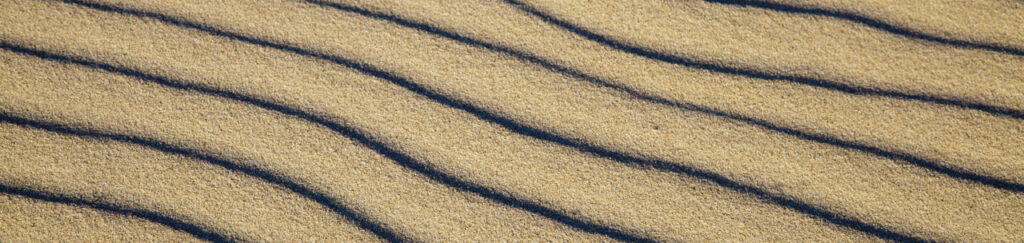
top-left (0, 2), bottom-right (865, 240)
top-left (0, 49), bottom-right (605, 241)
top-left (1, 194), bottom-right (200, 242)
top-left (1, 0), bottom-right (1022, 241)
top-left (762, 0), bottom-right (1024, 50)
top-left (521, 0), bottom-right (1024, 110)
top-left (0, 122), bottom-right (379, 242)
top-left (339, 0), bottom-right (1024, 193)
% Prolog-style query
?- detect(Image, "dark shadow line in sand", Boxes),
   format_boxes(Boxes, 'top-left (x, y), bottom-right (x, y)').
top-left (1, 41), bottom-right (643, 242)
top-left (43, 1), bottom-right (931, 241)
top-left (503, 0), bottom-right (1024, 121)
top-left (306, 0), bottom-right (1024, 197)
top-left (0, 160), bottom-right (232, 242)
top-left (0, 80), bottom-right (402, 242)
top-left (703, 0), bottom-right (1024, 57)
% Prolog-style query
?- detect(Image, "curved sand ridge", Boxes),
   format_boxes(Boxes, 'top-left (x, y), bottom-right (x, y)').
top-left (2, 0), bottom-right (1022, 241)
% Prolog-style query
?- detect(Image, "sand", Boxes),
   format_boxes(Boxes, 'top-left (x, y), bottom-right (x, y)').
top-left (1, 0), bottom-right (1022, 241)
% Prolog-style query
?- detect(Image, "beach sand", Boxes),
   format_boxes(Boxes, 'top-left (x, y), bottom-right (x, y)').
top-left (2, 0), bottom-right (1022, 241)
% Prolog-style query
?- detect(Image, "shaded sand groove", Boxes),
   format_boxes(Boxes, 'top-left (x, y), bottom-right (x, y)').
top-left (514, 0), bottom-right (1024, 114)
top-left (0, 190), bottom-right (202, 242)
top-left (2, 0), bottom-right (1022, 241)
top-left (0, 41), bottom-right (632, 241)
top-left (338, 0), bottom-right (1024, 190)
top-left (0, 44), bottom-right (609, 241)
top-left (0, 105), bottom-right (401, 241)
top-left (506, 0), bottom-right (1024, 120)
top-left (2, 0), bottom-right (909, 240)
top-left (0, 119), bottom-right (379, 242)
top-left (740, 0), bottom-right (1024, 54)
top-left (307, 0), bottom-right (1024, 194)
top-left (0, 183), bottom-right (227, 242)
top-left (703, 0), bottom-right (1024, 57)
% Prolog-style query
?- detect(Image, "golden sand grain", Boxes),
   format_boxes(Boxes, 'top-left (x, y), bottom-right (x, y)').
top-left (2, 0), bottom-right (1022, 241)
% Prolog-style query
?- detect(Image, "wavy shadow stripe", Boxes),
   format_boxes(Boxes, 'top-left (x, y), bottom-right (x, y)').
top-left (0, 108), bottom-right (402, 242)
top-left (43, 1), bottom-right (927, 241)
top-left (704, 0), bottom-right (1024, 57)
top-left (0, 40), bottom-right (643, 242)
top-left (304, 0), bottom-right (1024, 195)
top-left (0, 76), bottom-right (401, 242)
top-left (0, 183), bottom-right (230, 242)
top-left (502, 0), bottom-right (1024, 121)
top-left (51, 0), bottom-right (933, 240)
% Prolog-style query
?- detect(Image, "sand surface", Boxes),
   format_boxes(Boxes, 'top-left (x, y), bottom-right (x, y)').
top-left (2, 0), bottom-right (1022, 241)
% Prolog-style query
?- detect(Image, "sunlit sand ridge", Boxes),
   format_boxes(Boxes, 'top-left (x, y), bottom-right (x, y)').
top-left (2, 0), bottom-right (1022, 241)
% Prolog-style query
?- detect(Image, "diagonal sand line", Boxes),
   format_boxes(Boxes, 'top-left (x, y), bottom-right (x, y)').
top-left (0, 41), bottom-right (646, 242)
top-left (304, 0), bottom-right (1024, 195)
top-left (0, 94), bottom-right (402, 242)
top-left (4, 0), bottom-right (1022, 241)
top-left (38, 1), bottom-right (930, 241)
top-left (502, 0), bottom-right (1024, 121)
top-left (0, 182), bottom-right (231, 242)
top-left (703, 0), bottom-right (1024, 57)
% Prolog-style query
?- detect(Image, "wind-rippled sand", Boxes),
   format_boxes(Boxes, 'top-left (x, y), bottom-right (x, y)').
top-left (2, 0), bottom-right (1022, 241)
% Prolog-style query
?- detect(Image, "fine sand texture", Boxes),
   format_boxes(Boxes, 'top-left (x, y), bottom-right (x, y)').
top-left (2, 0), bottom-right (1022, 242)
